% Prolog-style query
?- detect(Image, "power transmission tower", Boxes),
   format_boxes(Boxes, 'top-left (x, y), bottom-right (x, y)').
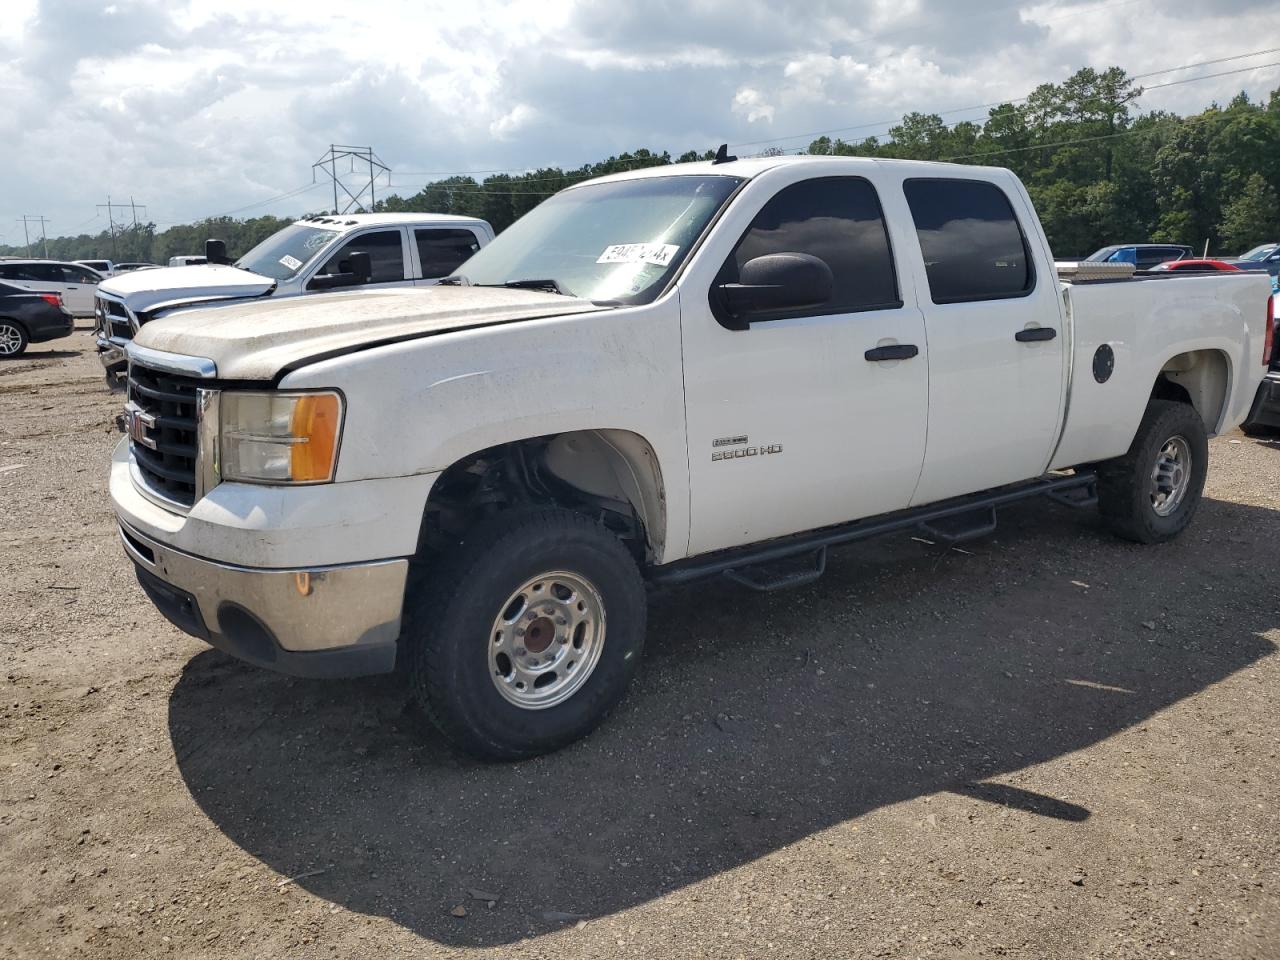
top-left (17, 215), bottom-right (50, 258)
top-left (312, 144), bottom-right (390, 214)
top-left (96, 197), bottom-right (146, 261)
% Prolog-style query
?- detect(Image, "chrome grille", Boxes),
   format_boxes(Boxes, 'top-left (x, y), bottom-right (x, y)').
top-left (127, 364), bottom-right (200, 507)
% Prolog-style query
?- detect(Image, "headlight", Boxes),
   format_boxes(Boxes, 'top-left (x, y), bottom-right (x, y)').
top-left (220, 391), bottom-right (344, 484)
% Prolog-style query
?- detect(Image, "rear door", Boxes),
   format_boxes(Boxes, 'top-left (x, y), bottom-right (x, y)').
top-left (900, 176), bottom-right (1065, 506)
top-left (412, 227), bottom-right (483, 284)
top-left (55, 264), bottom-right (100, 315)
top-left (681, 172), bottom-right (930, 555)
top-left (308, 228), bottom-right (412, 291)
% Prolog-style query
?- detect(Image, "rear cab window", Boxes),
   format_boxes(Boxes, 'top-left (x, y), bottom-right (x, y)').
top-left (903, 178), bottom-right (1034, 303)
top-left (716, 176), bottom-right (901, 325)
top-left (416, 228), bottom-right (482, 279)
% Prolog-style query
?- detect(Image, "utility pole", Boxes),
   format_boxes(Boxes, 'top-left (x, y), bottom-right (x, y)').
top-left (17, 216), bottom-right (50, 258)
top-left (97, 198), bottom-right (146, 260)
top-left (312, 145), bottom-right (389, 214)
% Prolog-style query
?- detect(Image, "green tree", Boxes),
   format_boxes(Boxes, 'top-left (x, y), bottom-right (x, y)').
top-left (1218, 173), bottom-right (1280, 250)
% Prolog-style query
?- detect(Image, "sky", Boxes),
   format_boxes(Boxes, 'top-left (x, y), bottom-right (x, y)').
top-left (1, 0), bottom-right (1279, 243)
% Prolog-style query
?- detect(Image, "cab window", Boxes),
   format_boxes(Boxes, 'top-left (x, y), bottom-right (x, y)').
top-left (904, 178), bottom-right (1034, 303)
top-left (416, 228), bottom-right (481, 279)
top-left (718, 176), bottom-right (901, 323)
top-left (319, 230), bottom-right (406, 283)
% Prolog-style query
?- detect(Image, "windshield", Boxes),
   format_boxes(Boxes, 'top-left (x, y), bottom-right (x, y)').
top-left (234, 223), bottom-right (343, 280)
top-left (454, 174), bottom-right (743, 302)
top-left (1239, 243), bottom-right (1277, 261)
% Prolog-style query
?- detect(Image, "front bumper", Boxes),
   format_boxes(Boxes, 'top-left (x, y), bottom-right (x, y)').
top-left (1244, 371), bottom-right (1280, 431)
top-left (119, 520), bottom-right (407, 678)
top-left (95, 334), bottom-right (128, 392)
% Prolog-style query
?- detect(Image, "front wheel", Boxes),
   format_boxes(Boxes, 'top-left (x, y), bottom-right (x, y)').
top-left (0, 320), bottom-right (28, 358)
top-left (1097, 399), bottom-right (1208, 544)
top-left (404, 508), bottom-right (646, 761)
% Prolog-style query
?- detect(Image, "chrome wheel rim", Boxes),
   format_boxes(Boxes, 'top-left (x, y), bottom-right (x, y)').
top-left (488, 570), bottom-right (606, 710)
top-left (1150, 435), bottom-right (1192, 517)
top-left (0, 323), bottom-right (22, 356)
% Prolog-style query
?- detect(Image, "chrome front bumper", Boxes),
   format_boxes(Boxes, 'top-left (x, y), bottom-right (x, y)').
top-left (118, 521), bottom-right (408, 678)
top-left (96, 334), bottom-right (128, 392)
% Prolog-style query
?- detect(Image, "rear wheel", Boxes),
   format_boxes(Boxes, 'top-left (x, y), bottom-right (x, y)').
top-left (0, 320), bottom-right (28, 358)
top-left (403, 508), bottom-right (646, 761)
top-left (1097, 399), bottom-right (1208, 544)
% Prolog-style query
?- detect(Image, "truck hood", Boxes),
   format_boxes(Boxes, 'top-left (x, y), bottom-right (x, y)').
top-left (99, 264), bottom-right (275, 312)
top-left (131, 286), bottom-right (608, 380)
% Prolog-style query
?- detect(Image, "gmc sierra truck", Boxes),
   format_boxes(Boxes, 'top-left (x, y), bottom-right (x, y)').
top-left (109, 155), bottom-right (1274, 760)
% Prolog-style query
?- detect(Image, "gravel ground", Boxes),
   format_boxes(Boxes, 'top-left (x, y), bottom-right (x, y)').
top-left (2, 326), bottom-right (1278, 959)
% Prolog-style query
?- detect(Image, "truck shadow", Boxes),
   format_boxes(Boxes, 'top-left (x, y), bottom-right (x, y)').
top-left (167, 496), bottom-right (1278, 947)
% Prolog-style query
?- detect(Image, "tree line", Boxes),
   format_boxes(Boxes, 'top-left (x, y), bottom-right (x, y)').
top-left (5, 66), bottom-right (1277, 263)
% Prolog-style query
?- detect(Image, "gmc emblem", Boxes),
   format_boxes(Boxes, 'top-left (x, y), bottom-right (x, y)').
top-left (124, 404), bottom-right (158, 450)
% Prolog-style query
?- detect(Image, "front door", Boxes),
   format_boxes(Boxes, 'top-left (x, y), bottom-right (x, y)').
top-left (308, 228), bottom-right (412, 291)
top-left (898, 176), bottom-right (1065, 506)
top-left (681, 174), bottom-right (930, 556)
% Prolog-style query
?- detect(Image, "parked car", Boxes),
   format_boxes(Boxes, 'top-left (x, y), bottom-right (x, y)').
top-left (1225, 242), bottom-right (1280, 278)
top-left (0, 281), bottom-right (74, 357)
top-left (77, 259), bottom-right (115, 277)
top-left (110, 155), bottom-right (1272, 760)
top-left (114, 262), bottom-right (159, 273)
top-left (97, 213), bottom-right (494, 388)
top-left (1149, 258), bottom-right (1240, 272)
top-left (0, 260), bottom-right (102, 317)
top-left (1083, 244), bottom-right (1194, 269)
top-left (166, 255), bottom-right (207, 268)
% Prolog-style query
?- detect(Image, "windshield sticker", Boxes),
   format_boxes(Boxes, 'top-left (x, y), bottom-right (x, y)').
top-left (597, 243), bottom-right (680, 267)
top-left (279, 254), bottom-right (303, 270)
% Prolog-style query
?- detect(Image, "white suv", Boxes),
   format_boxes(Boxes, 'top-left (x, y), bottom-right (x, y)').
top-left (96, 213), bottom-right (494, 388)
top-left (0, 260), bottom-right (103, 316)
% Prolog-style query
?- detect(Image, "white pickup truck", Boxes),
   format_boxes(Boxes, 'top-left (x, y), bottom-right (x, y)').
top-left (109, 155), bottom-right (1274, 760)
top-left (94, 212), bottom-right (493, 388)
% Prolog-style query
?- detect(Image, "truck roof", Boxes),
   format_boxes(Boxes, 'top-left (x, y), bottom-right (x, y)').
top-left (293, 212), bottom-right (490, 228)
top-left (579, 154), bottom-right (1016, 187)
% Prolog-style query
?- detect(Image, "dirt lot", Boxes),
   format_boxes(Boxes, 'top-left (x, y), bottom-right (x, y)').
top-left (1, 325), bottom-right (1278, 960)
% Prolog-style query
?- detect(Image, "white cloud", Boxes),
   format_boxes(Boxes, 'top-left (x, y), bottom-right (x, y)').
top-left (732, 87), bottom-right (775, 124)
top-left (1, 0), bottom-right (1278, 243)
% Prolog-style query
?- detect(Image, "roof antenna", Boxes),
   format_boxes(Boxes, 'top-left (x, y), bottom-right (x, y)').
top-left (712, 143), bottom-right (737, 165)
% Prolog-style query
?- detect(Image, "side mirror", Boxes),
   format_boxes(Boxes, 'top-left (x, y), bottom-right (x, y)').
top-left (717, 253), bottom-right (833, 329)
top-left (205, 239), bottom-right (229, 265)
top-left (309, 250), bottom-right (373, 290)
top-left (348, 251), bottom-right (372, 283)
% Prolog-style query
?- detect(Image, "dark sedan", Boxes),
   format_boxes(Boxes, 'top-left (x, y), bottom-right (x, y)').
top-left (0, 281), bottom-right (75, 358)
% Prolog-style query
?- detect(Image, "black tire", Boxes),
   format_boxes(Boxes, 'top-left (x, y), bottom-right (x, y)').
top-left (1240, 422), bottom-right (1277, 438)
top-left (1097, 399), bottom-right (1208, 544)
top-left (403, 508), bottom-right (646, 761)
top-left (0, 319), bottom-right (28, 358)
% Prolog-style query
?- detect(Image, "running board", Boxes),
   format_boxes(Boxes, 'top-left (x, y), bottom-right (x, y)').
top-left (651, 471), bottom-right (1098, 589)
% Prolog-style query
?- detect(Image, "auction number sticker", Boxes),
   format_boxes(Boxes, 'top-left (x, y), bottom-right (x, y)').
top-left (597, 243), bottom-right (679, 267)
top-left (279, 254), bottom-right (303, 270)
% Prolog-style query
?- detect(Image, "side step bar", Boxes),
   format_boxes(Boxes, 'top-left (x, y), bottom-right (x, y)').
top-left (651, 471), bottom-right (1098, 590)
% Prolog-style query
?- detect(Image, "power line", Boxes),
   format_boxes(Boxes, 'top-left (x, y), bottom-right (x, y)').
top-left (730, 47), bottom-right (1280, 151)
top-left (17, 216), bottom-right (50, 258)
top-left (942, 93), bottom-right (1260, 163)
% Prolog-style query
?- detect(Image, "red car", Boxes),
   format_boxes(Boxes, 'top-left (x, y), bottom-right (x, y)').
top-left (1150, 258), bottom-right (1241, 272)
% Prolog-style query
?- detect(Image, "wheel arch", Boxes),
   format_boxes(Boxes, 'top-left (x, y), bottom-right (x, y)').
top-left (1153, 348), bottom-right (1232, 435)
top-left (421, 428), bottom-right (670, 564)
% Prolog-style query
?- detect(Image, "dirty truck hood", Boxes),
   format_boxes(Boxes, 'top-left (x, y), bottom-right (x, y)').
top-left (99, 264), bottom-right (275, 312)
top-left (131, 286), bottom-right (607, 380)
